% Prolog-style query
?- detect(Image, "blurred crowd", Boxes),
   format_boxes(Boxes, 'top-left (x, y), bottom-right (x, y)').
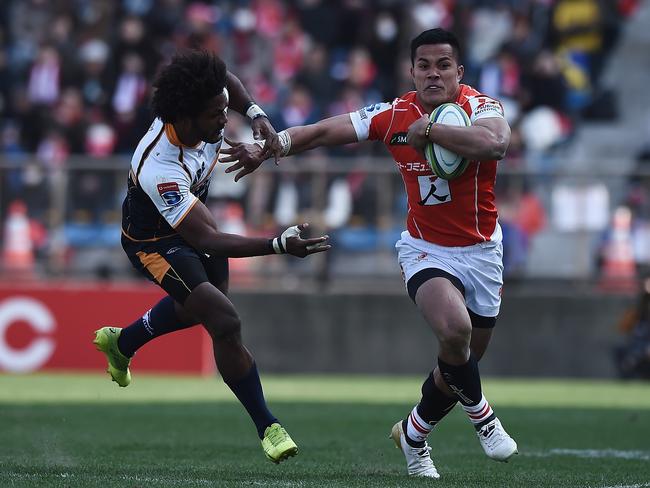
top-left (0, 0), bottom-right (642, 279)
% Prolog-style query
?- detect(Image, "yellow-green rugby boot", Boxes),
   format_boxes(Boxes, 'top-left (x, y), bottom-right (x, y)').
top-left (93, 327), bottom-right (131, 387)
top-left (261, 423), bottom-right (298, 464)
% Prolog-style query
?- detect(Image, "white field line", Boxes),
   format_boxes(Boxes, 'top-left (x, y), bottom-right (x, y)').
top-left (525, 448), bottom-right (650, 461)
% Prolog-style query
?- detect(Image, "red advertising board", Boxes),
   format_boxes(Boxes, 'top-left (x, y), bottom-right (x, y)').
top-left (0, 282), bottom-right (214, 375)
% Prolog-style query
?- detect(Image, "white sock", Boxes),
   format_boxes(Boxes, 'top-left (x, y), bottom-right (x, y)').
top-left (461, 394), bottom-right (493, 426)
top-left (405, 406), bottom-right (433, 443)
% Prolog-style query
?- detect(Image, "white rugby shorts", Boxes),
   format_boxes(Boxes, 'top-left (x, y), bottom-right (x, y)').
top-left (396, 229), bottom-right (504, 317)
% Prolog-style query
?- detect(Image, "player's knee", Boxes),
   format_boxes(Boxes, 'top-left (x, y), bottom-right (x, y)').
top-left (437, 320), bottom-right (471, 353)
top-left (203, 309), bottom-right (241, 340)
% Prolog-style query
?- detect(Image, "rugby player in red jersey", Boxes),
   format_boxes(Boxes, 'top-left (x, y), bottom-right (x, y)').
top-left (222, 28), bottom-right (518, 477)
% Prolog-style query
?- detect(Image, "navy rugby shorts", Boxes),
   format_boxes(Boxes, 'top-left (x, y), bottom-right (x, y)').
top-left (122, 234), bottom-right (229, 304)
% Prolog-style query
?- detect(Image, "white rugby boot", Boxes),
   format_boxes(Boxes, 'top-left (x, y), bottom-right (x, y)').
top-left (390, 421), bottom-right (440, 478)
top-left (476, 417), bottom-right (518, 461)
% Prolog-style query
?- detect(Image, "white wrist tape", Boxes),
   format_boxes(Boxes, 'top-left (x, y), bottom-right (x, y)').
top-left (246, 103), bottom-right (267, 120)
top-left (277, 130), bottom-right (291, 157)
top-left (272, 225), bottom-right (301, 254)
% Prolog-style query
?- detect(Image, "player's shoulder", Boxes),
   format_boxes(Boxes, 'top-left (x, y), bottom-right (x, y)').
top-left (456, 84), bottom-right (504, 119)
top-left (135, 149), bottom-right (191, 194)
top-left (355, 100), bottom-right (393, 122)
top-left (355, 92), bottom-right (417, 123)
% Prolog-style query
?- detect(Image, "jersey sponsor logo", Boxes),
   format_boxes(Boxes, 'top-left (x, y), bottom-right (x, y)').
top-left (396, 161), bottom-right (430, 172)
top-left (472, 97), bottom-right (503, 117)
top-left (389, 132), bottom-right (409, 145)
top-left (417, 175), bottom-right (451, 206)
top-left (157, 182), bottom-right (183, 206)
top-left (364, 103), bottom-right (382, 113)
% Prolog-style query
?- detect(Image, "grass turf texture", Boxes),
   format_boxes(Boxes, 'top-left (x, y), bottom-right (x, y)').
top-left (1, 374), bottom-right (649, 487)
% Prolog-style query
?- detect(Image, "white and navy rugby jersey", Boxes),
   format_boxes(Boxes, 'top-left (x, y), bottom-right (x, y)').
top-left (122, 118), bottom-right (223, 241)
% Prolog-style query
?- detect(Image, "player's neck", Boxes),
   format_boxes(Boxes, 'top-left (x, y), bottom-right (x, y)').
top-left (173, 122), bottom-right (200, 147)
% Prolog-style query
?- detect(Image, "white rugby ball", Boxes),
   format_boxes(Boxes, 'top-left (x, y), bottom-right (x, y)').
top-left (424, 103), bottom-right (471, 180)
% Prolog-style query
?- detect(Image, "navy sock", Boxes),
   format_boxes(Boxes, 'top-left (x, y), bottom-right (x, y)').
top-left (402, 372), bottom-right (457, 448)
top-left (438, 355), bottom-right (482, 407)
top-left (225, 363), bottom-right (277, 439)
top-left (117, 296), bottom-right (192, 357)
top-left (417, 371), bottom-right (458, 425)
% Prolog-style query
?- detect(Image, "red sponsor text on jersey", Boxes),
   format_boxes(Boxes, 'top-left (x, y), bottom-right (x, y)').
top-left (157, 182), bottom-right (180, 196)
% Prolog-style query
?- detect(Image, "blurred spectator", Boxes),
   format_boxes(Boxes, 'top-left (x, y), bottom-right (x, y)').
top-left (0, 0), bottom-right (639, 278)
top-left (27, 45), bottom-right (60, 106)
top-left (0, 0), bottom-right (633, 160)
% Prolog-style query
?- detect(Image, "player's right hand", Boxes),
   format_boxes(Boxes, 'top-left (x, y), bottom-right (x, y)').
top-left (275, 223), bottom-right (331, 258)
top-left (219, 137), bottom-right (266, 182)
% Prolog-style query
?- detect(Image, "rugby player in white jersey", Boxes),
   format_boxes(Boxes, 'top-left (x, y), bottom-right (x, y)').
top-left (93, 50), bottom-right (330, 464)
top-left (222, 28), bottom-right (518, 477)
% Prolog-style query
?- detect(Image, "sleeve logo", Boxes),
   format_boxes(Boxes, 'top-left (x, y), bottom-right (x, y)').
top-left (157, 182), bottom-right (183, 206)
top-left (474, 98), bottom-right (504, 117)
top-left (364, 103), bottom-right (382, 113)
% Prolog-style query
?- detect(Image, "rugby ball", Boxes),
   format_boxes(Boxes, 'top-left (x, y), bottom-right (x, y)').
top-left (424, 103), bottom-right (471, 180)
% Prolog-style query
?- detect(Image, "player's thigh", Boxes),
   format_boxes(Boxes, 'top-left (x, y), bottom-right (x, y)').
top-left (199, 253), bottom-right (229, 295)
top-left (182, 282), bottom-right (240, 337)
top-left (398, 241), bottom-right (471, 338)
top-left (413, 274), bottom-right (471, 338)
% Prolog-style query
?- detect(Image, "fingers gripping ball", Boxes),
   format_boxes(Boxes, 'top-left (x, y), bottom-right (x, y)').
top-left (424, 103), bottom-right (471, 180)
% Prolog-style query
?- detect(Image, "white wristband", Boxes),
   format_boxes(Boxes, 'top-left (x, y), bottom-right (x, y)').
top-left (272, 237), bottom-right (283, 254)
top-left (272, 225), bottom-right (301, 254)
top-left (277, 130), bottom-right (291, 157)
top-left (246, 103), bottom-right (267, 120)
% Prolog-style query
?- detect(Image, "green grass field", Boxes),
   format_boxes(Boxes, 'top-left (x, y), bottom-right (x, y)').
top-left (1, 373), bottom-right (649, 488)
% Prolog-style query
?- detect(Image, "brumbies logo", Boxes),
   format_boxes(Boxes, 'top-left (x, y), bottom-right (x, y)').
top-left (389, 132), bottom-right (408, 145)
top-left (157, 182), bottom-right (182, 206)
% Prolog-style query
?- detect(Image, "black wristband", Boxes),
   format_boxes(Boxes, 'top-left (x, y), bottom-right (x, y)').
top-left (424, 121), bottom-right (434, 139)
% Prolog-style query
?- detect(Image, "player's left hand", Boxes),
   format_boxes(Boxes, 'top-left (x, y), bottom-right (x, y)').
top-left (277, 223), bottom-right (331, 258)
top-left (220, 137), bottom-right (266, 182)
top-left (407, 114), bottom-right (431, 153)
top-left (251, 117), bottom-right (282, 165)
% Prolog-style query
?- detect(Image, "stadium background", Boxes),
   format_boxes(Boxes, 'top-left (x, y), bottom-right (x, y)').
top-left (2, 2), bottom-right (650, 487)
top-left (0, 0), bottom-right (649, 378)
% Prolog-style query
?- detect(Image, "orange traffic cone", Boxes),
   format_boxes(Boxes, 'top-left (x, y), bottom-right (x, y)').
top-left (2, 200), bottom-right (35, 278)
top-left (599, 206), bottom-right (636, 292)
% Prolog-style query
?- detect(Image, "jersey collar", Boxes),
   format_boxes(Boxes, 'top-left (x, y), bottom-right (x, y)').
top-left (164, 123), bottom-right (202, 149)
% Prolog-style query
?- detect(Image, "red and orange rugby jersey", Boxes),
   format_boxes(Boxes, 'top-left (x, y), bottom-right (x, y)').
top-left (349, 85), bottom-right (505, 247)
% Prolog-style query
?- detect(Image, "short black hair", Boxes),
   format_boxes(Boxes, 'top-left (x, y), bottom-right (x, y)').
top-left (410, 28), bottom-right (461, 65)
top-left (151, 50), bottom-right (227, 123)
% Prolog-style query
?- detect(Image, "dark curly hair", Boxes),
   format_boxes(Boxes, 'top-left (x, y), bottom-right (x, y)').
top-left (151, 50), bottom-right (227, 123)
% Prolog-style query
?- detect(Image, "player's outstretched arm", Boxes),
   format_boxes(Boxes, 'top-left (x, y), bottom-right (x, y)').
top-left (407, 114), bottom-right (510, 161)
top-left (175, 199), bottom-right (330, 258)
top-left (285, 113), bottom-right (359, 154)
top-left (221, 114), bottom-right (358, 181)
